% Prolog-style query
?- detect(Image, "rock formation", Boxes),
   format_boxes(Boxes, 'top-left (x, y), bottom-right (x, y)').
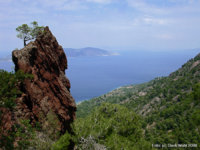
top-left (1, 27), bottom-right (76, 137)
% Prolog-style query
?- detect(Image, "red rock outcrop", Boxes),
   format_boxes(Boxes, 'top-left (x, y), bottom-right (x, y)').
top-left (1, 27), bottom-right (76, 136)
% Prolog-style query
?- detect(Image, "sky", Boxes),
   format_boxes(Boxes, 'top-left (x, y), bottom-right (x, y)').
top-left (0, 0), bottom-right (200, 54)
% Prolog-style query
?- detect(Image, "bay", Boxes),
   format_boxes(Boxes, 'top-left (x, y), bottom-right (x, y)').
top-left (66, 50), bottom-right (199, 102)
top-left (0, 50), bottom-right (199, 102)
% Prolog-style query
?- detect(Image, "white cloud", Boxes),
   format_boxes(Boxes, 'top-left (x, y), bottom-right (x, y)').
top-left (0, 0), bottom-right (200, 51)
top-left (126, 0), bottom-right (167, 15)
top-left (33, 0), bottom-right (114, 11)
top-left (126, 0), bottom-right (200, 16)
top-left (34, 0), bottom-right (87, 11)
top-left (86, 0), bottom-right (114, 4)
top-left (142, 17), bottom-right (170, 25)
top-left (169, 0), bottom-right (199, 4)
top-left (55, 1), bottom-right (88, 10)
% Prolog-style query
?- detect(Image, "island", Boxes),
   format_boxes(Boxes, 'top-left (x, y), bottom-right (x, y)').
top-left (64, 47), bottom-right (119, 57)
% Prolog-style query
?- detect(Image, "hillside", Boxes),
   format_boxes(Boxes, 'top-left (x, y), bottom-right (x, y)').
top-left (1, 50), bottom-right (199, 149)
top-left (77, 53), bottom-right (200, 117)
top-left (76, 53), bottom-right (200, 149)
top-left (64, 47), bottom-right (118, 57)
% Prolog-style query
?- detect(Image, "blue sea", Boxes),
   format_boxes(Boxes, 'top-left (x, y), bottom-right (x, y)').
top-left (0, 50), bottom-right (199, 102)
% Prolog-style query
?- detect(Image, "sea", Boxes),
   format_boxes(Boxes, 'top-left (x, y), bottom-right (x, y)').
top-left (0, 50), bottom-right (199, 102)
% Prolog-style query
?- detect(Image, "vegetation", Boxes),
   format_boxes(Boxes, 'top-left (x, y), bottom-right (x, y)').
top-left (74, 103), bottom-right (152, 150)
top-left (1, 52), bottom-right (199, 149)
top-left (0, 70), bottom-right (67, 150)
top-left (77, 54), bottom-right (200, 118)
top-left (51, 131), bottom-right (72, 150)
top-left (16, 21), bottom-right (44, 46)
top-left (0, 70), bottom-right (34, 149)
top-left (144, 83), bottom-right (200, 148)
top-left (0, 69), bottom-right (33, 109)
top-left (76, 53), bottom-right (200, 149)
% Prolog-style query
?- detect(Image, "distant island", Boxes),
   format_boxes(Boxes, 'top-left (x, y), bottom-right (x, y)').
top-left (0, 47), bottom-right (119, 62)
top-left (64, 47), bottom-right (119, 57)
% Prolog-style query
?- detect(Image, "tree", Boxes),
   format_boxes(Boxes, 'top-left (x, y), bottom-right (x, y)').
top-left (16, 21), bottom-right (44, 46)
top-left (16, 24), bottom-right (31, 46)
top-left (30, 21), bottom-right (44, 39)
top-left (74, 103), bottom-right (145, 149)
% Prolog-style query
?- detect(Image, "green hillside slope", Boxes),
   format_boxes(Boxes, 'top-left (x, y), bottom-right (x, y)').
top-left (75, 53), bottom-right (200, 149)
top-left (77, 53), bottom-right (200, 118)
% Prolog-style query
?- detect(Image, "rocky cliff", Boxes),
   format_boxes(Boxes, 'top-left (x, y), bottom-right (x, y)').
top-left (1, 27), bottom-right (76, 137)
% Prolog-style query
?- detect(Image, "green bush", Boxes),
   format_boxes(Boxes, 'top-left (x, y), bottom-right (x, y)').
top-left (51, 131), bottom-right (71, 150)
top-left (0, 69), bottom-right (34, 149)
top-left (74, 103), bottom-right (151, 149)
top-left (0, 69), bottom-right (33, 109)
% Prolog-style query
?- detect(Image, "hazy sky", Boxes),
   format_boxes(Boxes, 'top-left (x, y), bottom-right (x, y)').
top-left (0, 0), bottom-right (200, 53)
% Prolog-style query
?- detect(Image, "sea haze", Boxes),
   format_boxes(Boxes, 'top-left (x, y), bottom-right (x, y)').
top-left (66, 50), bottom-right (199, 102)
top-left (0, 49), bottom-right (199, 102)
